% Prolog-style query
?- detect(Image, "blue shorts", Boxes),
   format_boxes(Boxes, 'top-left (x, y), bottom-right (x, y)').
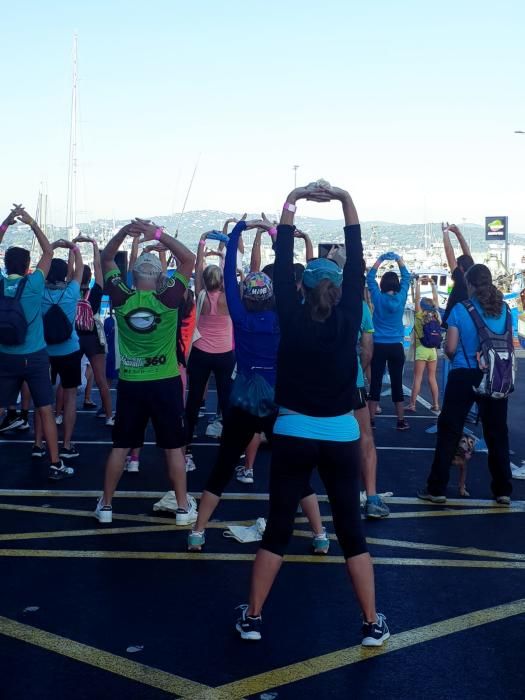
top-left (0, 349), bottom-right (53, 408)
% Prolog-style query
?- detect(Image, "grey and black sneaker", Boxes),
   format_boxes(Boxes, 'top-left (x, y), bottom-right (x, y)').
top-left (48, 462), bottom-right (75, 481)
top-left (236, 604), bottom-right (262, 641)
top-left (17, 418), bottom-right (30, 431)
top-left (60, 444), bottom-right (80, 459)
top-left (396, 419), bottom-right (410, 431)
top-left (417, 489), bottom-right (446, 504)
top-left (0, 413), bottom-right (24, 432)
top-left (495, 496), bottom-right (511, 506)
top-left (31, 444), bottom-right (46, 459)
top-left (361, 612), bottom-right (390, 647)
top-left (365, 495), bottom-right (390, 519)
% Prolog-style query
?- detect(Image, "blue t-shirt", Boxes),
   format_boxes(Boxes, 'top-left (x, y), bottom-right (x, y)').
top-left (41, 281), bottom-right (81, 357)
top-left (0, 270), bottom-right (46, 355)
top-left (366, 266), bottom-right (411, 344)
top-left (357, 301), bottom-right (374, 388)
top-left (447, 298), bottom-right (507, 370)
top-left (274, 409), bottom-right (360, 442)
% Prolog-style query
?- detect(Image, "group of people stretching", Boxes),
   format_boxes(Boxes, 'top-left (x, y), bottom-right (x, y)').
top-left (0, 182), bottom-right (514, 647)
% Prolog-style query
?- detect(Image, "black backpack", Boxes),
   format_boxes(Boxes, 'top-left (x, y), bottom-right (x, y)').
top-left (0, 277), bottom-right (29, 346)
top-left (43, 288), bottom-right (73, 345)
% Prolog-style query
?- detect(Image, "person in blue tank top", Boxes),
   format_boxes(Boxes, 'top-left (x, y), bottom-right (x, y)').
top-left (366, 253), bottom-right (411, 431)
top-left (418, 264), bottom-right (512, 504)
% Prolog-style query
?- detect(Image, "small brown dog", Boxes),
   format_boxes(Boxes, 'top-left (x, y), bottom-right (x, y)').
top-left (452, 434), bottom-right (476, 497)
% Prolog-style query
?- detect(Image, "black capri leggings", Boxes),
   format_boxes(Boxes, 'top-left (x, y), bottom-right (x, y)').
top-left (205, 407), bottom-right (314, 502)
top-left (369, 341), bottom-right (405, 403)
top-left (261, 435), bottom-right (367, 560)
top-left (185, 346), bottom-right (236, 444)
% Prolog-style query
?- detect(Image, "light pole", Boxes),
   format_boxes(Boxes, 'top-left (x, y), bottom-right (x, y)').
top-left (293, 165), bottom-right (300, 188)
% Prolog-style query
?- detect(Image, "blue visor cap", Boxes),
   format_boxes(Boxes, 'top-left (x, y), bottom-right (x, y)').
top-left (420, 299), bottom-right (435, 311)
top-left (302, 258), bottom-right (343, 289)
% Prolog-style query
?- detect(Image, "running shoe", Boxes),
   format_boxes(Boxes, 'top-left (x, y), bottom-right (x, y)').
top-left (94, 497), bottom-right (113, 523)
top-left (17, 418), bottom-right (30, 431)
top-left (31, 444), bottom-right (46, 459)
top-left (205, 420), bottom-right (223, 438)
top-left (0, 414), bottom-right (24, 432)
top-left (55, 414), bottom-right (63, 425)
top-left (83, 401), bottom-right (97, 409)
top-left (417, 489), bottom-right (446, 504)
top-left (96, 408), bottom-right (105, 418)
top-left (235, 466), bottom-right (254, 484)
top-left (124, 456), bottom-right (140, 473)
top-left (396, 419), bottom-right (410, 431)
top-left (153, 491), bottom-right (178, 513)
top-left (48, 462), bottom-right (74, 481)
top-left (236, 604), bottom-right (262, 641)
top-left (60, 444), bottom-right (80, 459)
top-left (185, 453), bottom-right (196, 472)
top-left (365, 495), bottom-right (390, 519)
top-left (361, 613), bottom-right (390, 647)
top-left (375, 405), bottom-right (382, 415)
top-left (187, 530), bottom-right (205, 551)
top-left (175, 495), bottom-right (198, 526)
top-left (404, 404), bottom-right (417, 413)
top-left (431, 405), bottom-right (441, 414)
top-left (105, 416), bottom-right (115, 427)
top-left (312, 527), bottom-right (330, 555)
top-left (495, 496), bottom-right (511, 506)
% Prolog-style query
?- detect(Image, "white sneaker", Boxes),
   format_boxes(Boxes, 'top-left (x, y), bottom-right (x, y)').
top-left (153, 490), bottom-right (178, 513)
top-left (185, 453), bottom-right (196, 472)
top-left (205, 420), bottom-right (223, 438)
top-left (105, 416), bottom-right (115, 427)
top-left (55, 414), bottom-right (63, 425)
top-left (94, 497), bottom-right (113, 523)
top-left (175, 494), bottom-right (198, 526)
top-left (235, 466), bottom-right (254, 484)
top-left (124, 456), bottom-right (140, 473)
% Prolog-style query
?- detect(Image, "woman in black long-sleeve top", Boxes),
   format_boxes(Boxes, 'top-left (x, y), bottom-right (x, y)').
top-left (236, 183), bottom-right (389, 647)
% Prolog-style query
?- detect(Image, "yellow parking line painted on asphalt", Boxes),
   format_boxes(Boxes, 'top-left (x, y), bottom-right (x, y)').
top-left (1, 548), bottom-right (525, 569)
top-left (210, 598), bottom-right (525, 700)
top-left (295, 507), bottom-right (515, 525)
top-left (0, 614), bottom-right (212, 697)
top-left (292, 530), bottom-right (525, 561)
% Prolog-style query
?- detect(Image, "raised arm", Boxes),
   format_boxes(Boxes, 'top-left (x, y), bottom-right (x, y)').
top-left (415, 278), bottom-right (422, 312)
top-left (129, 235), bottom-right (139, 271)
top-left (132, 220), bottom-right (195, 280)
top-left (397, 257), bottom-right (411, 300)
top-left (54, 240), bottom-right (83, 284)
top-left (250, 229), bottom-right (263, 272)
top-left (195, 231), bottom-right (208, 295)
top-left (442, 223), bottom-right (457, 271)
top-left (224, 220), bottom-right (248, 322)
top-left (101, 223), bottom-right (138, 277)
top-left (448, 224), bottom-right (471, 258)
top-left (0, 205), bottom-right (22, 246)
top-left (366, 261), bottom-right (382, 306)
top-left (295, 230), bottom-right (314, 262)
top-left (16, 207), bottom-right (53, 276)
top-left (430, 278), bottom-right (439, 309)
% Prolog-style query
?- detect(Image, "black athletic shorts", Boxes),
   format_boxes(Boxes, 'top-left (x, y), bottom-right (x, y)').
top-left (49, 350), bottom-right (82, 389)
top-left (79, 332), bottom-right (106, 359)
top-left (112, 376), bottom-right (185, 449)
top-left (351, 386), bottom-right (368, 411)
top-left (0, 349), bottom-right (53, 408)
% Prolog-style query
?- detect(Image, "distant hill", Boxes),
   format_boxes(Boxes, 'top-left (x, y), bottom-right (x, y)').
top-left (3, 210), bottom-right (524, 254)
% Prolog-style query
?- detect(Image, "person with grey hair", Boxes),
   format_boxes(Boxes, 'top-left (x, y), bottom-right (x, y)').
top-left (94, 219), bottom-right (197, 525)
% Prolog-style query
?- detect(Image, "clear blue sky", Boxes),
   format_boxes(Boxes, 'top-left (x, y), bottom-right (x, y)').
top-left (1, 0), bottom-right (524, 230)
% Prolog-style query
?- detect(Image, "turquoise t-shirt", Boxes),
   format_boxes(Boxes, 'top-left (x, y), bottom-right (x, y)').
top-left (274, 409), bottom-right (360, 442)
top-left (357, 301), bottom-right (374, 388)
top-left (447, 298), bottom-right (507, 370)
top-left (0, 270), bottom-right (46, 355)
top-left (41, 281), bottom-right (81, 357)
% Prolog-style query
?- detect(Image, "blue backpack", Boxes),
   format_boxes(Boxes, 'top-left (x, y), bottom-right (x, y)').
top-left (0, 277), bottom-right (29, 345)
top-left (420, 312), bottom-right (442, 349)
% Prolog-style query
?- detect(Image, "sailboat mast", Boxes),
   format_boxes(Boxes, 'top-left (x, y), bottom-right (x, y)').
top-left (67, 34), bottom-right (78, 240)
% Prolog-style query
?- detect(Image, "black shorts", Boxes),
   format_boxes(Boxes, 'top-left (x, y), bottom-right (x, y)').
top-left (49, 350), bottom-right (82, 389)
top-left (112, 376), bottom-right (185, 449)
top-left (351, 386), bottom-right (368, 411)
top-left (79, 332), bottom-right (106, 359)
top-left (0, 349), bottom-right (53, 408)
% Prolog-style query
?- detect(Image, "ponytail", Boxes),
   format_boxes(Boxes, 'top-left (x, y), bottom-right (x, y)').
top-left (465, 264), bottom-right (503, 318)
top-left (304, 278), bottom-right (341, 322)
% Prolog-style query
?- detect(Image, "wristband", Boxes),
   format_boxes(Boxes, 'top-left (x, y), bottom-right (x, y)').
top-left (72, 245), bottom-right (80, 253)
top-left (0, 223), bottom-right (8, 234)
top-left (283, 202), bottom-right (296, 213)
top-left (268, 226), bottom-right (277, 237)
top-left (199, 239), bottom-right (206, 247)
top-left (154, 227), bottom-right (163, 241)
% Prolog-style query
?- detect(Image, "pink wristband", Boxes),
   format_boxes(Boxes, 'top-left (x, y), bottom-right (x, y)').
top-left (199, 239), bottom-right (206, 247)
top-left (72, 245), bottom-right (80, 253)
top-left (154, 227), bottom-right (163, 241)
top-left (0, 223), bottom-right (8, 234)
top-left (268, 226), bottom-right (277, 237)
top-left (283, 202), bottom-right (296, 213)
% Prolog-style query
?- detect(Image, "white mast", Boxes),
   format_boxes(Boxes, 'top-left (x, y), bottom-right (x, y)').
top-left (66, 34), bottom-right (78, 240)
